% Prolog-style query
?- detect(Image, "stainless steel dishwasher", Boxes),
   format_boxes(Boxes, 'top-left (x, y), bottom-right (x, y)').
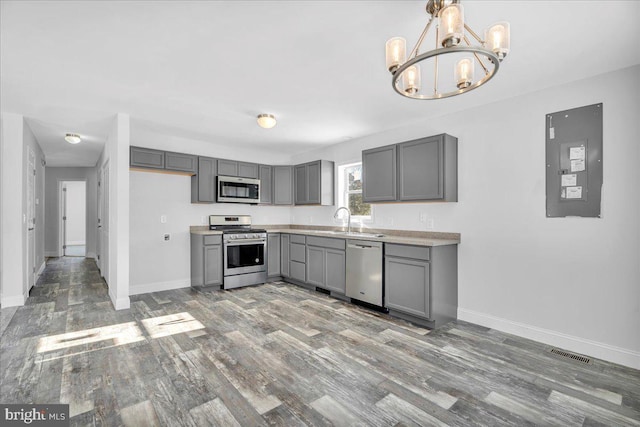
top-left (346, 240), bottom-right (383, 306)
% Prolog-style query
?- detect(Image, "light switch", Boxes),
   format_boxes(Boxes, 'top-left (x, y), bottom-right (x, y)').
top-left (160, 215), bottom-right (167, 223)
top-left (426, 218), bottom-right (435, 230)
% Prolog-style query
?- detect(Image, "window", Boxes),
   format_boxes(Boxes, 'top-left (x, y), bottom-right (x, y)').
top-left (338, 162), bottom-right (371, 220)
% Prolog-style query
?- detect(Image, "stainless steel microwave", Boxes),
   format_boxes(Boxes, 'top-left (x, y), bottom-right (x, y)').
top-left (217, 175), bottom-right (260, 204)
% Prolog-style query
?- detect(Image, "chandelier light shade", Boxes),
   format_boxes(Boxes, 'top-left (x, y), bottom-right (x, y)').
top-left (64, 133), bottom-right (81, 144)
top-left (385, 0), bottom-right (511, 100)
top-left (256, 114), bottom-right (276, 129)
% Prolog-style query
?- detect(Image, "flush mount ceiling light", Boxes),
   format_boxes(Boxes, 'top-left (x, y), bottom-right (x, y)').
top-left (64, 133), bottom-right (82, 144)
top-left (385, 0), bottom-right (510, 100)
top-left (256, 114), bottom-right (276, 129)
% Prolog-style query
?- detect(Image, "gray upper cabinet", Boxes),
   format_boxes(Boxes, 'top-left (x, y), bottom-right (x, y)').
top-left (217, 159), bottom-right (238, 176)
top-left (362, 144), bottom-right (397, 202)
top-left (398, 134), bottom-right (457, 202)
top-left (259, 165), bottom-right (273, 204)
top-left (191, 156), bottom-right (217, 203)
top-left (218, 159), bottom-right (259, 178)
top-left (362, 134), bottom-right (457, 203)
top-left (267, 233), bottom-right (280, 277)
top-left (294, 160), bottom-right (334, 205)
top-left (165, 151), bottom-right (197, 174)
top-left (273, 166), bottom-right (294, 205)
top-left (130, 146), bottom-right (165, 169)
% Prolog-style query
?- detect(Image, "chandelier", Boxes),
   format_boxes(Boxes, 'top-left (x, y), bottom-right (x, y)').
top-left (385, 0), bottom-right (510, 100)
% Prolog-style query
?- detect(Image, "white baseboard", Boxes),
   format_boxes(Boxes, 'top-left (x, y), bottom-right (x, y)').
top-left (108, 288), bottom-right (130, 311)
top-left (45, 251), bottom-right (60, 258)
top-left (129, 279), bottom-right (190, 296)
top-left (66, 241), bottom-right (86, 245)
top-left (37, 261), bottom-right (46, 276)
top-left (458, 308), bottom-right (640, 370)
top-left (1, 293), bottom-right (25, 307)
top-left (86, 252), bottom-right (96, 259)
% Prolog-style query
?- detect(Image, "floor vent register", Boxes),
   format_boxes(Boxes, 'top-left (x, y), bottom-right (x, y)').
top-left (549, 348), bottom-right (591, 364)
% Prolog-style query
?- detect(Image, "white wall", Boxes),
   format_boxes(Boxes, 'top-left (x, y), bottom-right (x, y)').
top-left (129, 171), bottom-right (292, 294)
top-left (44, 167), bottom-right (98, 257)
top-left (290, 65), bottom-right (640, 369)
top-left (64, 181), bottom-right (86, 245)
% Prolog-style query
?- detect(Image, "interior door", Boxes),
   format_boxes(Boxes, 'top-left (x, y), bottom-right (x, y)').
top-left (62, 184), bottom-right (68, 256)
top-left (101, 163), bottom-right (109, 281)
top-left (26, 146), bottom-right (36, 292)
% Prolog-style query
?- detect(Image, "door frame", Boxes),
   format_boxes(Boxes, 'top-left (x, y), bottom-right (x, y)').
top-left (26, 146), bottom-right (36, 293)
top-left (58, 179), bottom-right (87, 257)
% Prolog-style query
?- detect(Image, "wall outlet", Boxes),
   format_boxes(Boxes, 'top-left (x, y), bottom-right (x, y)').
top-left (163, 233), bottom-right (171, 241)
top-left (201, 216), bottom-right (207, 225)
top-left (419, 212), bottom-right (427, 223)
top-left (426, 218), bottom-right (435, 230)
top-left (309, 216), bottom-right (313, 224)
top-left (160, 215), bottom-right (167, 224)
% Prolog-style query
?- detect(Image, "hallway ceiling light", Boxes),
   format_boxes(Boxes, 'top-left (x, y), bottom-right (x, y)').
top-left (64, 133), bottom-right (82, 144)
top-left (385, 0), bottom-right (510, 100)
top-left (256, 114), bottom-right (276, 129)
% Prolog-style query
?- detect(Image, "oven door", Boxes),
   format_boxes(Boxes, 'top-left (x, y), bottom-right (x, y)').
top-left (224, 239), bottom-right (267, 276)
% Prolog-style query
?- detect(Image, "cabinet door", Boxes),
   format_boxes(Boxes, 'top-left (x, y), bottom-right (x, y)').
top-left (267, 233), bottom-right (281, 276)
top-left (130, 147), bottom-right (165, 169)
top-left (398, 135), bottom-right (444, 200)
top-left (294, 164), bottom-right (307, 205)
top-left (273, 166), bottom-right (293, 205)
top-left (218, 159), bottom-right (238, 176)
top-left (290, 261), bottom-right (306, 282)
top-left (165, 152), bottom-right (197, 173)
top-left (259, 165), bottom-right (273, 204)
top-left (281, 234), bottom-right (290, 277)
top-left (385, 256), bottom-right (430, 318)
top-left (192, 157), bottom-right (217, 203)
top-left (363, 145), bottom-right (397, 202)
top-left (325, 249), bottom-right (346, 294)
top-left (306, 246), bottom-right (325, 287)
top-left (204, 245), bottom-right (223, 286)
top-left (306, 161), bottom-right (321, 204)
top-left (238, 162), bottom-right (259, 179)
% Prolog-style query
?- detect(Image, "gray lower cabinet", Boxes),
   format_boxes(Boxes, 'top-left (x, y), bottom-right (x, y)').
top-left (273, 166), bottom-right (294, 205)
top-left (191, 234), bottom-right (223, 287)
top-left (294, 160), bottom-right (334, 205)
top-left (289, 235), bottom-right (306, 282)
top-left (384, 243), bottom-right (457, 327)
top-left (362, 144), bottom-right (397, 202)
top-left (191, 156), bottom-right (217, 203)
top-left (267, 233), bottom-right (280, 277)
top-left (305, 236), bottom-right (346, 294)
top-left (280, 234), bottom-right (290, 277)
top-left (130, 146), bottom-right (165, 169)
top-left (165, 151), bottom-right (197, 173)
top-left (259, 165), bottom-right (273, 204)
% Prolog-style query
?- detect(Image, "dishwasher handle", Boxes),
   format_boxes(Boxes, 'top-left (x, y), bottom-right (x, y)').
top-left (346, 240), bottom-right (382, 250)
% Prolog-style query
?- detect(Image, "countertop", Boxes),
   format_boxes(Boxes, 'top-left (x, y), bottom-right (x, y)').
top-left (190, 225), bottom-right (460, 247)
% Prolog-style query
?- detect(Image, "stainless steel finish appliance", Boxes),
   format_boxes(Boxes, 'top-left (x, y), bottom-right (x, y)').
top-left (217, 176), bottom-right (260, 204)
top-left (346, 240), bottom-right (383, 306)
top-left (209, 215), bottom-right (267, 289)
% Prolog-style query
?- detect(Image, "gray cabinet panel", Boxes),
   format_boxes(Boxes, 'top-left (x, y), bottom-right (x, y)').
top-left (307, 161), bottom-right (321, 204)
top-left (203, 235), bottom-right (222, 245)
top-left (306, 236), bottom-right (345, 250)
top-left (290, 261), bottom-right (306, 282)
top-left (385, 243), bottom-right (429, 261)
top-left (204, 245), bottom-right (223, 286)
top-left (267, 233), bottom-right (281, 276)
top-left (362, 145), bottom-right (397, 202)
top-left (325, 249), bottom-right (346, 294)
top-left (130, 146), bottom-right (165, 169)
top-left (306, 246), bottom-right (325, 287)
top-left (399, 136), bottom-right (443, 200)
top-left (294, 165), bottom-right (307, 204)
top-left (238, 162), bottom-right (259, 179)
top-left (165, 152), bottom-right (197, 173)
top-left (290, 235), bottom-right (306, 244)
top-left (281, 234), bottom-right (290, 278)
top-left (218, 159), bottom-right (238, 176)
top-left (273, 166), bottom-right (293, 205)
top-left (290, 242), bottom-right (306, 263)
top-left (259, 165), bottom-right (273, 204)
top-left (191, 156), bottom-right (217, 203)
top-left (385, 256), bottom-right (430, 318)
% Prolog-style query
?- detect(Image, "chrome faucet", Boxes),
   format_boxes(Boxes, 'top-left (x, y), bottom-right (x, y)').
top-left (333, 207), bottom-right (352, 233)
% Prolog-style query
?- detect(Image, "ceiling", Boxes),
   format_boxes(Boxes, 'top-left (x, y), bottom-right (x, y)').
top-left (2, 1), bottom-right (639, 167)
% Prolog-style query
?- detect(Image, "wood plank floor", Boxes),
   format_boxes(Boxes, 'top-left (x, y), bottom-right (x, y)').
top-left (1, 257), bottom-right (639, 426)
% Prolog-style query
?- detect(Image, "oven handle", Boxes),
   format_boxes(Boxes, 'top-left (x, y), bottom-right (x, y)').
top-left (224, 239), bottom-right (267, 245)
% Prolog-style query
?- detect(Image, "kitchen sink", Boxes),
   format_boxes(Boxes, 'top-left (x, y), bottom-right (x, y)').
top-left (330, 231), bottom-right (385, 238)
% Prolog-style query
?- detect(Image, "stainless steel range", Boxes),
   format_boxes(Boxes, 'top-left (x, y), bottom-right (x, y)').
top-left (209, 215), bottom-right (267, 289)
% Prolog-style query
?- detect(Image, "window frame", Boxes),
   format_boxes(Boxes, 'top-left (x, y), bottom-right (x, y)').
top-left (337, 161), bottom-right (373, 224)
